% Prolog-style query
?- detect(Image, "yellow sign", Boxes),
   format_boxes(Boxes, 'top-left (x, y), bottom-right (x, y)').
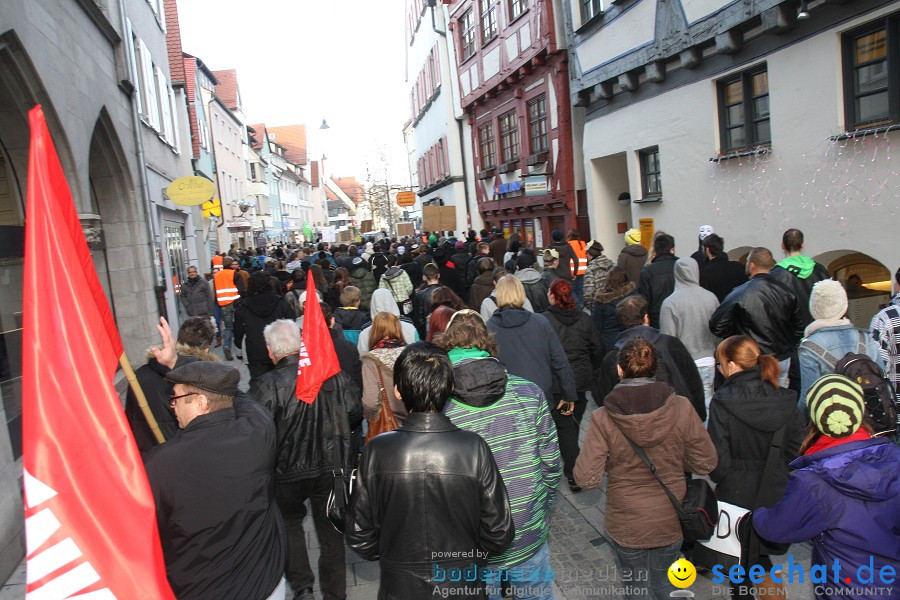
top-left (202, 198), bottom-right (221, 218)
top-left (396, 191), bottom-right (417, 207)
top-left (639, 218), bottom-right (654, 251)
top-left (165, 176), bottom-right (216, 206)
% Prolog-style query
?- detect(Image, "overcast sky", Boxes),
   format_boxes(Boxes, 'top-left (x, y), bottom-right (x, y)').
top-left (176, 0), bottom-right (411, 186)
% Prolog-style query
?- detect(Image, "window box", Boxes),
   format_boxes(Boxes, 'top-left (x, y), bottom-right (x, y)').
top-left (477, 168), bottom-right (496, 180)
top-left (525, 152), bottom-right (548, 166)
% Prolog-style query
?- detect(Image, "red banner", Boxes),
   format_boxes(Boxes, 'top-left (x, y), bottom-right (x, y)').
top-left (22, 105), bottom-right (174, 598)
top-left (296, 275), bottom-right (341, 403)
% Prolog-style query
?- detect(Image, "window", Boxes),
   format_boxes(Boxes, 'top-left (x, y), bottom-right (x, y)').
top-left (498, 110), bottom-right (519, 163)
top-left (527, 95), bottom-right (548, 153)
top-left (479, 123), bottom-right (496, 170)
top-left (718, 66), bottom-right (770, 152)
top-left (480, 0), bottom-right (497, 44)
top-left (639, 147), bottom-right (661, 197)
top-left (460, 9), bottom-right (476, 61)
top-left (510, 0), bottom-right (526, 20)
top-left (581, 0), bottom-right (603, 23)
top-left (843, 19), bottom-right (896, 129)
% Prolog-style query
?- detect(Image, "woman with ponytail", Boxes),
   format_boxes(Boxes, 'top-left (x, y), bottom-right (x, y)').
top-left (708, 335), bottom-right (805, 510)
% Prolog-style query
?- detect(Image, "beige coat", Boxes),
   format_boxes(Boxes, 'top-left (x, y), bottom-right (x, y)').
top-left (574, 380), bottom-right (717, 549)
top-left (361, 348), bottom-right (408, 423)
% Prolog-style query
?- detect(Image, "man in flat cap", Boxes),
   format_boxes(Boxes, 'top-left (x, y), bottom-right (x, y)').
top-left (143, 319), bottom-right (287, 600)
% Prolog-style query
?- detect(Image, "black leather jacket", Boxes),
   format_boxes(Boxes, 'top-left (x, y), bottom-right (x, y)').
top-left (249, 354), bottom-right (363, 482)
top-left (412, 282), bottom-right (441, 338)
top-left (709, 273), bottom-right (804, 360)
top-left (346, 412), bottom-right (515, 599)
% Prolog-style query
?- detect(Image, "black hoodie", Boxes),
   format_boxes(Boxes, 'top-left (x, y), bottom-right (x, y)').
top-left (234, 293), bottom-right (295, 365)
top-left (707, 367), bottom-right (805, 511)
top-left (542, 306), bottom-right (604, 392)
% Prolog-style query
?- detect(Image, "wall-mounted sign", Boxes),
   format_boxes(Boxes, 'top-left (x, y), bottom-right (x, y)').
top-left (639, 218), bottom-right (654, 251)
top-left (201, 198), bottom-right (221, 218)
top-left (397, 191), bottom-right (417, 207)
top-left (226, 220), bottom-right (252, 232)
top-left (165, 176), bottom-right (216, 206)
top-left (524, 176), bottom-right (548, 197)
top-left (495, 181), bottom-right (523, 195)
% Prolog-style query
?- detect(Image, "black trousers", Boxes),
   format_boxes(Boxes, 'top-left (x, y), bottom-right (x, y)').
top-left (551, 390), bottom-right (588, 478)
top-left (275, 474), bottom-right (347, 600)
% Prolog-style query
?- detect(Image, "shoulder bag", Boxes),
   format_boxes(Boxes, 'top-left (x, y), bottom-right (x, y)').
top-left (618, 430), bottom-right (718, 543)
top-left (365, 365), bottom-right (399, 443)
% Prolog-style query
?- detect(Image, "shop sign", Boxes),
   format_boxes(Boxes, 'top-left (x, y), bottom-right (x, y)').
top-left (165, 176), bottom-right (216, 206)
top-left (524, 176), bottom-right (548, 197)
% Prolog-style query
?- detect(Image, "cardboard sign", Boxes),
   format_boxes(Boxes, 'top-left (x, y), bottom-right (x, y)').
top-left (361, 219), bottom-right (374, 233)
top-left (396, 222), bottom-right (415, 237)
top-left (422, 206), bottom-right (456, 232)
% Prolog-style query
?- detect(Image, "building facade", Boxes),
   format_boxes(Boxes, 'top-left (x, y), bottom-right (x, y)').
top-left (446, 0), bottom-right (582, 246)
top-left (405, 0), bottom-right (480, 235)
top-left (567, 0), bottom-right (898, 312)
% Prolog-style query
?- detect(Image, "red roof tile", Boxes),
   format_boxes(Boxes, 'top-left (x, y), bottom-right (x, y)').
top-left (213, 69), bottom-right (240, 110)
top-left (164, 0), bottom-right (186, 84)
top-left (247, 123), bottom-right (267, 151)
top-left (332, 176), bottom-right (366, 205)
top-left (267, 125), bottom-right (307, 165)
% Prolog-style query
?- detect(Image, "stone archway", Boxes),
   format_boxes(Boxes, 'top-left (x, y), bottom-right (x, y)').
top-left (811, 249), bottom-right (892, 328)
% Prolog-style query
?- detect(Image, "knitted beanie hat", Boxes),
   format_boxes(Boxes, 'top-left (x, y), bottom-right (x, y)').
top-left (809, 279), bottom-right (848, 321)
top-left (624, 228), bottom-right (641, 245)
top-left (806, 374), bottom-right (866, 438)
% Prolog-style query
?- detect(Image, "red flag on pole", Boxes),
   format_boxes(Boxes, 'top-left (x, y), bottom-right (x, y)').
top-left (296, 274), bottom-right (341, 403)
top-left (22, 106), bottom-right (174, 598)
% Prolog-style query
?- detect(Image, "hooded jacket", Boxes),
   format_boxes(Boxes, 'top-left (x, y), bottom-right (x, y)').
top-left (638, 252), bottom-right (678, 329)
top-left (548, 241), bottom-right (577, 280)
top-left (709, 274), bottom-right (805, 360)
top-left (770, 255), bottom-right (830, 326)
top-left (543, 305), bottom-right (604, 392)
top-left (754, 438), bottom-right (900, 600)
top-left (334, 306), bottom-right (371, 332)
top-left (707, 367), bottom-right (804, 509)
top-left (379, 266), bottom-right (414, 304)
top-left (583, 254), bottom-right (614, 312)
top-left (659, 258), bottom-right (720, 362)
top-left (574, 380), bottom-right (717, 548)
top-left (469, 271), bottom-right (495, 311)
top-left (180, 275), bottom-right (215, 317)
top-left (594, 325), bottom-right (706, 421)
top-left (357, 289), bottom-right (418, 353)
top-left (699, 253), bottom-right (748, 302)
top-left (515, 267), bottom-right (550, 313)
top-left (617, 244), bottom-right (648, 285)
top-left (233, 293), bottom-right (295, 365)
top-left (592, 282), bottom-right (638, 351)
top-left (349, 264), bottom-right (377, 310)
top-left (443, 351), bottom-right (561, 569)
top-left (486, 308), bottom-right (577, 404)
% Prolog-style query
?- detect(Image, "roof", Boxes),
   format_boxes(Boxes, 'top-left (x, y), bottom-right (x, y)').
top-left (164, 0), bottom-right (185, 85)
top-left (267, 125), bottom-right (308, 165)
top-left (247, 123), bottom-right (267, 150)
top-left (212, 69), bottom-right (240, 110)
top-left (332, 176), bottom-right (366, 205)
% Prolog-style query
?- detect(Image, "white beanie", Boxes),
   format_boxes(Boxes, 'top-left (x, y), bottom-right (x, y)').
top-left (809, 279), bottom-right (848, 322)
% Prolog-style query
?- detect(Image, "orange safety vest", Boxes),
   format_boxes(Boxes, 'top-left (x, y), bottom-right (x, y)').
top-left (569, 240), bottom-right (587, 276)
top-left (211, 255), bottom-right (223, 271)
top-left (214, 268), bottom-right (240, 306)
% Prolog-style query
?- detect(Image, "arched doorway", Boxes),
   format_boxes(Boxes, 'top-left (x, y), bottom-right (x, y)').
top-left (813, 250), bottom-right (892, 328)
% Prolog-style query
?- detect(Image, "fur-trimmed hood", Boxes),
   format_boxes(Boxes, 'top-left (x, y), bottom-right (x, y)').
top-left (145, 343), bottom-right (219, 362)
top-left (595, 281), bottom-right (636, 304)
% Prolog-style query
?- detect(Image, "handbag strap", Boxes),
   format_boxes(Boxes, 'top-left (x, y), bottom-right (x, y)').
top-left (618, 429), bottom-right (688, 519)
top-left (375, 365), bottom-right (390, 412)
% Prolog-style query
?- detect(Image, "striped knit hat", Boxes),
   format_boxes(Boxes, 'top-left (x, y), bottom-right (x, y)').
top-left (806, 374), bottom-right (866, 438)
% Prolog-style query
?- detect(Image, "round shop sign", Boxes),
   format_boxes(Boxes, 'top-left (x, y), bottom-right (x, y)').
top-left (396, 191), bottom-right (417, 207)
top-left (165, 176), bottom-right (216, 206)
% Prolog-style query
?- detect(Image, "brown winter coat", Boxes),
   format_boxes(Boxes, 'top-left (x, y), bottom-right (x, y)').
top-left (361, 348), bottom-right (409, 424)
top-left (489, 236), bottom-right (507, 267)
top-left (574, 380), bottom-right (717, 549)
top-left (468, 271), bottom-right (495, 311)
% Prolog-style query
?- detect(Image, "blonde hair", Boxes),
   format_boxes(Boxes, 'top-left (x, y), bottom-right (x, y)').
top-left (368, 312), bottom-right (404, 350)
top-left (495, 275), bottom-right (525, 309)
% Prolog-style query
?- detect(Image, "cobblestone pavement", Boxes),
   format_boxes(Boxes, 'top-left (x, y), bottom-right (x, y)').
top-left (1, 351), bottom-right (814, 600)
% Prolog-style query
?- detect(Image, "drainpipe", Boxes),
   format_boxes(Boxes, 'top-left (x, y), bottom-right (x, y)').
top-left (117, 0), bottom-right (167, 317)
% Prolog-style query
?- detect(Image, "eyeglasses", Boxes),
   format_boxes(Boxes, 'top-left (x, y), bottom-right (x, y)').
top-left (169, 392), bottom-right (197, 407)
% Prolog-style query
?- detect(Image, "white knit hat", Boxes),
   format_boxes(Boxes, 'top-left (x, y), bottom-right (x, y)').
top-left (809, 279), bottom-right (848, 321)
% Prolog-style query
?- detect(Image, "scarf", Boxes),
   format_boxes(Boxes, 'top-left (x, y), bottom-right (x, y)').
top-left (804, 428), bottom-right (871, 456)
top-left (804, 317), bottom-right (851, 338)
top-left (373, 338), bottom-right (405, 350)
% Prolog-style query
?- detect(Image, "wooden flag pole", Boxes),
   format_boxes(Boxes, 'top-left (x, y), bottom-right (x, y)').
top-left (119, 353), bottom-right (166, 444)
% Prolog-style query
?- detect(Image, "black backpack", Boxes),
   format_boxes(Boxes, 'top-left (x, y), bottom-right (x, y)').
top-left (802, 330), bottom-right (899, 437)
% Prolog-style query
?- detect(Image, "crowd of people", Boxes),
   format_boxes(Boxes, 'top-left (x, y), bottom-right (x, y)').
top-left (124, 225), bottom-right (900, 600)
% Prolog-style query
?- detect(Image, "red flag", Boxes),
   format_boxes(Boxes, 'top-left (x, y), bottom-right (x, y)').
top-left (22, 106), bottom-right (174, 598)
top-left (296, 274), bottom-right (341, 403)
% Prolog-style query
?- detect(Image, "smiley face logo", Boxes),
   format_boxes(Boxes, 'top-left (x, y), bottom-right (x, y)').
top-left (667, 558), bottom-right (696, 588)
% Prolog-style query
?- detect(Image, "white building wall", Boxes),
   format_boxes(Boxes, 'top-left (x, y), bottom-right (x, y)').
top-left (583, 8), bottom-right (900, 271)
top-left (205, 94), bottom-right (252, 250)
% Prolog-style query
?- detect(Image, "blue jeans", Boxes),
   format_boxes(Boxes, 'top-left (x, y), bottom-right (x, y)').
top-left (573, 275), bottom-right (585, 310)
top-left (610, 538), bottom-right (681, 600)
top-left (697, 365), bottom-right (715, 422)
top-left (778, 357), bottom-right (790, 389)
top-left (220, 303), bottom-right (235, 351)
top-left (485, 541), bottom-right (554, 600)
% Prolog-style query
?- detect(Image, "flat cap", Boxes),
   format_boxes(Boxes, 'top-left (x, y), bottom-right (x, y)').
top-left (166, 361), bottom-right (240, 397)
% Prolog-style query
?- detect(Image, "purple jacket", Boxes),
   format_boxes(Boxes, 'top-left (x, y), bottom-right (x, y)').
top-left (753, 438), bottom-right (900, 600)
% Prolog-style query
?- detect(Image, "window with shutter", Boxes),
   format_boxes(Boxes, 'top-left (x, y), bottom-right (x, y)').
top-left (169, 87), bottom-right (181, 153)
top-left (156, 66), bottom-right (172, 140)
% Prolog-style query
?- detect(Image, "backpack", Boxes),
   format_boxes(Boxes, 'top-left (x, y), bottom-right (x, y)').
top-left (802, 331), bottom-right (899, 437)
